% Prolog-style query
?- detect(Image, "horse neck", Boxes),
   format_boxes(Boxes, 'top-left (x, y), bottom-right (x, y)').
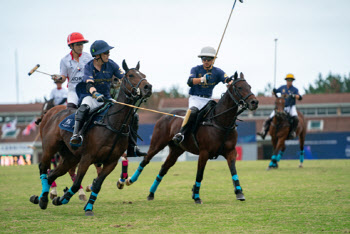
top-left (107, 89), bottom-right (135, 129)
top-left (213, 91), bottom-right (238, 127)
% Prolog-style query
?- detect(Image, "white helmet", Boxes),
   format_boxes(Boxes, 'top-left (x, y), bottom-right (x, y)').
top-left (198, 46), bottom-right (216, 58)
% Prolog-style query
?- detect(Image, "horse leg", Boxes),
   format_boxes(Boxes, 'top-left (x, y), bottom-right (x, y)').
top-left (127, 137), bottom-right (169, 186)
top-left (191, 151), bottom-right (209, 204)
top-left (267, 136), bottom-right (278, 170)
top-left (147, 146), bottom-right (184, 201)
top-left (68, 166), bottom-right (86, 201)
top-left (86, 164), bottom-right (102, 192)
top-left (52, 158), bottom-right (89, 207)
top-left (117, 155), bottom-right (128, 189)
top-left (268, 137), bottom-right (286, 170)
top-left (84, 161), bottom-right (118, 216)
top-left (298, 132), bottom-right (305, 168)
top-left (30, 146), bottom-right (58, 209)
top-left (227, 150), bottom-right (245, 201)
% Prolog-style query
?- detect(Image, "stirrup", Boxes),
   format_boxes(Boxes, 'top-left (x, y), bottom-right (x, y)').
top-left (70, 134), bottom-right (83, 147)
top-left (172, 133), bottom-right (184, 144)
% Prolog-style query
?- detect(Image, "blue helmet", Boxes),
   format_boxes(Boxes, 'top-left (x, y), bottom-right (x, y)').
top-left (90, 40), bottom-right (114, 57)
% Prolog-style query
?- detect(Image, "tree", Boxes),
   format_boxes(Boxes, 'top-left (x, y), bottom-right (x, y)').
top-left (257, 82), bottom-right (273, 97)
top-left (304, 73), bottom-right (350, 94)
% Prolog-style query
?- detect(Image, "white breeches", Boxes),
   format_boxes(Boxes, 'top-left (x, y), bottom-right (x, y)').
top-left (81, 96), bottom-right (104, 113)
top-left (67, 90), bottom-right (79, 105)
top-left (188, 95), bottom-right (211, 110)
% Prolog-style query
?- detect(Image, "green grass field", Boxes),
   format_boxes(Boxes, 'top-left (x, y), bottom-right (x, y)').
top-left (0, 160), bottom-right (349, 233)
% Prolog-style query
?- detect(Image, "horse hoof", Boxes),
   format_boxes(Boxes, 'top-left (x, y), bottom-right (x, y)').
top-left (86, 185), bottom-right (92, 192)
top-left (194, 198), bottom-right (203, 204)
top-left (29, 195), bottom-right (39, 204)
top-left (85, 210), bottom-right (94, 216)
top-left (147, 192), bottom-right (154, 201)
top-left (125, 178), bottom-right (133, 186)
top-left (79, 194), bottom-right (87, 201)
top-left (117, 180), bottom-right (125, 190)
top-left (52, 197), bottom-right (62, 206)
top-left (50, 193), bottom-right (57, 200)
top-left (236, 193), bottom-right (246, 201)
top-left (39, 197), bottom-right (48, 210)
top-left (299, 164), bottom-right (303, 168)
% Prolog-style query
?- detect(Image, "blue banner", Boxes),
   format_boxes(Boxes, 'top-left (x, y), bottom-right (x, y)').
top-left (283, 132), bottom-right (350, 160)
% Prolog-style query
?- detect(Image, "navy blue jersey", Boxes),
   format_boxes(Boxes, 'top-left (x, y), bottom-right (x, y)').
top-left (275, 85), bottom-right (301, 107)
top-left (78, 59), bottom-right (124, 102)
top-left (187, 65), bottom-right (228, 97)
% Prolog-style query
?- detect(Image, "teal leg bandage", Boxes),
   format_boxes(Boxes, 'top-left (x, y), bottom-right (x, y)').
top-left (39, 174), bottom-right (50, 199)
top-left (130, 163), bottom-right (144, 183)
top-left (150, 175), bottom-right (163, 193)
top-left (84, 192), bottom-right (98, 211)
top-left (232, 175), bottom-right (242, 191)
top-left (61, 188), bottom-right (75, 204)
top-left (300, 150), bottom-right (304, 163)
top-left (193, 182), bottom-right (201, 199)
top-left (277, 151), bottom-right (284, 162)
top-left (269, 155), bottom-right (277, 167)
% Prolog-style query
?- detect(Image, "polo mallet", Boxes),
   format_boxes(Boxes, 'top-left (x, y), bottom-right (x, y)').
top-left (27, 132), bottom-right (41, 150)
top-left (28, 64), bottom-right (52, 76)
top-left (210, 0), bottom-right (243, 70)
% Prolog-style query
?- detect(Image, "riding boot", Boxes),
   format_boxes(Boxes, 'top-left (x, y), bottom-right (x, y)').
top-left (257, 117), bottom-right (273, 140)
top-left (172, 107), bottom-right (199, 144)
top-left (288, 116), bottom-right (299, 139)
top-left (127, 113), bottom-right (147, 157)
top-left (70, 104), bottom-right (90, 148)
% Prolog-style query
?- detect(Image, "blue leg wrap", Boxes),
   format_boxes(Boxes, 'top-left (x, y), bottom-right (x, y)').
top-left (39, 174), bottom-right (50, 199)
top-left (277, 151), bottom-right (284, 162)
top-left (61, 188), bottom-right (75, 205)
top-left (300, 150), bottom-right (305, 163)
top-left (150, 175), bottom-right (163, 193)
top-left (193, 182), bottom-right (201, 199)
top-left (270, 155), bottom-right (277, 167)
top-left (130, 163), bottom-right (144, 183)
top-left (232, 175), bottom-right (242, 192)
top-left (84, 192), bottom-right (98, 211)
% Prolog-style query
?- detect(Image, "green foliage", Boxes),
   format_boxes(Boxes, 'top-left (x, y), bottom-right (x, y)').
top-left (304, 72), bottom-right (350, 94)
top-left (257, 82), bottom-right (273, 97)
top-left (0, 160), bottom-right (349, 232)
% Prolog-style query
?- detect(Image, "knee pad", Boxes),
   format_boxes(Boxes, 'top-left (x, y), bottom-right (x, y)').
top-left (75, 104), bottom-right (90, 121)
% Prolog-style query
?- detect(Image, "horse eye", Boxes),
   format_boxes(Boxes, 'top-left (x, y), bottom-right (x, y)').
top-left (129, 74), bottom-right (134, 78)
top-left (238, 87), bottom-right (243, 90)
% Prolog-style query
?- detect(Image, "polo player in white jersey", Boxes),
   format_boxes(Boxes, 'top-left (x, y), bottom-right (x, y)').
top-left (52, 32), bottom-right (93, 109)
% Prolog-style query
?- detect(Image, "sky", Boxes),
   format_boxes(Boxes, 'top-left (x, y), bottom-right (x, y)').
top-left (1, 0), bottom-right (349, 104)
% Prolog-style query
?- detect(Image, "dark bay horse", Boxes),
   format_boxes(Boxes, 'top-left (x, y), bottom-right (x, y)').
top-left (126, 73), bottom-right (258, 204)
top-left (29, 60), bottom-right (152, 216)
top-left (267, 95), bottom-right (306, 169)
top-left (35, 97), bottom-right (55, 125)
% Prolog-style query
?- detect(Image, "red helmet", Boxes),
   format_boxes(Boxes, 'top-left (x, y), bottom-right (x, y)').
top-left (67, 32), bottom-right (88, 45)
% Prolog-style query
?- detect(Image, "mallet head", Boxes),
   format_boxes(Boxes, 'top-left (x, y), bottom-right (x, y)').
top-left (28, 64), bottom-right (40, 76)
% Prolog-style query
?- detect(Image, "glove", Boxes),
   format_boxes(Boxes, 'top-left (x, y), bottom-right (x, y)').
top-left (92, 91), bottom-right (105, 102)
top-left (201, 73), bottom-right (211, 85)
top-left (273, 88), bottom-right (277, 93)
top-left (226, 76), bottom-right (233, 83)
top-left (291, 94), bottom-right (296, 98)
top-left (51, 74), bottom-right (62, 81)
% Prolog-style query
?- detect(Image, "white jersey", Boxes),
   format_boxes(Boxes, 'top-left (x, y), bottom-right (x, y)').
top-left (60, 51), bottom-right (93, 105)
top-left (50, 87), bottom-right (68, 106)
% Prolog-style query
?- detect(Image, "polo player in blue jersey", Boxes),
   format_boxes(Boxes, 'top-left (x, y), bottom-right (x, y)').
top-left (257, 73), bottom-right (302, 140)
top-left (172, 46), bottom-right (234, 144)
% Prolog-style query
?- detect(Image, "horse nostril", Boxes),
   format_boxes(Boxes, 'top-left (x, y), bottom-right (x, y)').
top-left (251, 99), bottom-right (259, 106)
top-left (144, 84), bottom-right (152, 91)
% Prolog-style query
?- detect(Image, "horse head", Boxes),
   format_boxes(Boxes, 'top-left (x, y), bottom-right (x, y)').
top-left (121, 60), bottom-right (152, 100)
top-left (274, 96), bottom-right (287, 118)
top-left (227, 72), bottom-right (259, 111)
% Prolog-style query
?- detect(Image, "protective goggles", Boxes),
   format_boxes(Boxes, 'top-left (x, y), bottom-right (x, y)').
top-left (201, 57), bottom-right (214, 62)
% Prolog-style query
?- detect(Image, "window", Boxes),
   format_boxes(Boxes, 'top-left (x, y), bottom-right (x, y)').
top-left (307, 120), bottom-right (324, 131)
top-left (317, 108), bottom-right (326, 115)
top-left (306, 108), bottom-right (316, 116)
top-left (253, 110), bottom-right (262, 117)
top-left (327, 107), bottom-right (337, 115)
top-left (341, 107), bottom-right (350, 114)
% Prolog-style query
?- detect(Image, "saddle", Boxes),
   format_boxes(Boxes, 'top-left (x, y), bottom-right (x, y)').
top-left (59, 103), bottom-right (113, 135)
top-left (192, 100), bottom-right (217, 134)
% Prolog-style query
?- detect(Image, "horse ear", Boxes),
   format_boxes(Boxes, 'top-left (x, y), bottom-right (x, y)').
top-left (122, 59), bottom-right (129, 72)
top-left (240, 72), bottom-right (244, 79)
top-left (136, 61), bottom-right (140, 71)
top-left (234, 71), bottom-right (238, 80)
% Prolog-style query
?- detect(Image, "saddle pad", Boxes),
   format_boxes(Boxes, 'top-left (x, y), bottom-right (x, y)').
top-left (59, 106), bottom-right (110, 133)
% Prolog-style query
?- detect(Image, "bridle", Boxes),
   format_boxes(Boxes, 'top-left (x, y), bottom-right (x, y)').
top-left (120, 69), bottom-right (147, 101)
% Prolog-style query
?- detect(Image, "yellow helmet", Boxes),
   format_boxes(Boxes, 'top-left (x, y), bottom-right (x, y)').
top-left (285, 73), bottom-right (295, 80)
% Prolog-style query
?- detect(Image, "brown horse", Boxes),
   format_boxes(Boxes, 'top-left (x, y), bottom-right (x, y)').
top-left (126, 72), bottom-right (258, 204)
top-left (267, 95), bottom-right (306, 169)
top-left (35, 98), bottom-right (55, 125)
top-left (29, 60), bottom-right (152, 216)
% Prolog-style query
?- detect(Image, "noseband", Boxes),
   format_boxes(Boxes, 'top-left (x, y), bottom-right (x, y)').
top-left (120, 69), bottom-right (147, 100)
